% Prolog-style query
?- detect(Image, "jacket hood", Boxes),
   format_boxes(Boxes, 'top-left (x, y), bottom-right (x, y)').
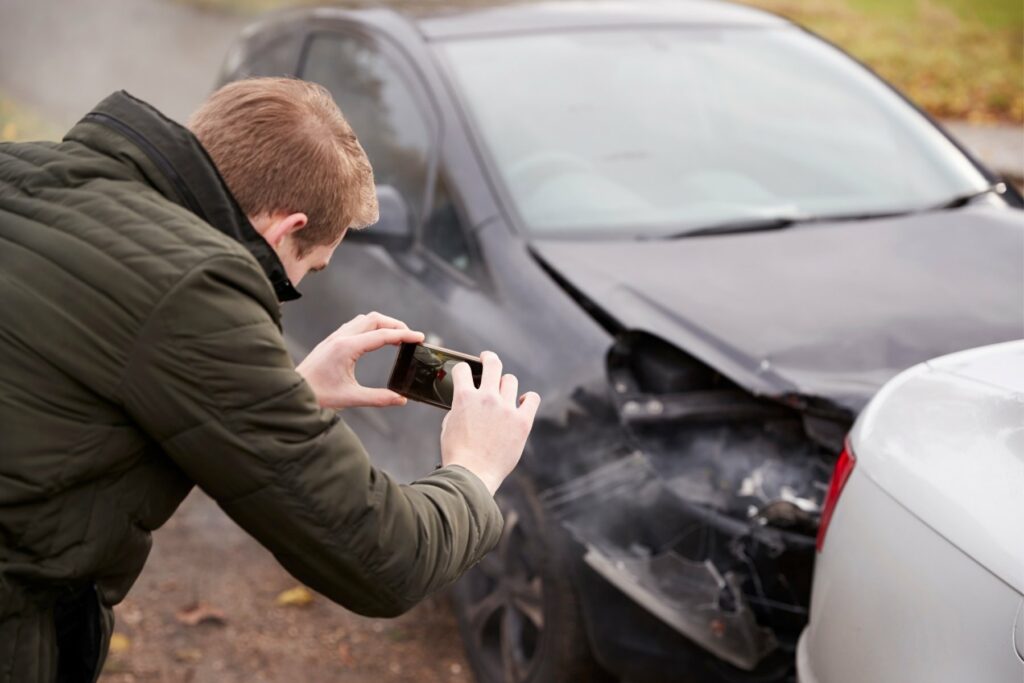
top-left (65, 90), bottom-right (301, 302)
top-left (532, 205), bottom-right (1024, 413)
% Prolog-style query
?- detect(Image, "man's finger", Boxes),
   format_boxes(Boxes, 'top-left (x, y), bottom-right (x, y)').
top-left (351, 328), bottom-right (424, 354)
top-left (479, 351), bottom-right (502, 393)
top-left (339, 312), bottom-right (411, 337)
top-left (359, 312), bottom-right (410, 334)
top-left (351, 386), bottom-right (408, 408)
top-left (450, 362), bottom-right (473, 403)
top-left (499, 373), bottom-right (519, 406)
top-left (517, 391), bottom-right (541, 423)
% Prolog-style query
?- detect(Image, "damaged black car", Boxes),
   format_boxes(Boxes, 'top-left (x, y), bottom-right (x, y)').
top-left (219, 2), bottom-right (1024, 681)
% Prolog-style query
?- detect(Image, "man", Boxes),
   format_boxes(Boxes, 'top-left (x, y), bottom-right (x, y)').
top-left (0, 78), bottom-right (539, 682)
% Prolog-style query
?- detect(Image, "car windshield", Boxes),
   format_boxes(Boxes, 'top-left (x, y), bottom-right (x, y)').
top-left (440, 28), bottom-right (992, 238)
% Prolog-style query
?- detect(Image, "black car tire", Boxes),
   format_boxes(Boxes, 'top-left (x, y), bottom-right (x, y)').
top-left (452, 474), bottom-right (611, 683)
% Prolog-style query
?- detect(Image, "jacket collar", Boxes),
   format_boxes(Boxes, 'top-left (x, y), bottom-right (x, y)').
top-left (70, 91), bottom-right (301, 302)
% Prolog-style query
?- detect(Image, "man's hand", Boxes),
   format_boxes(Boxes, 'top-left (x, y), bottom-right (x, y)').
top-left (440, 351), bottom-right (540, 495)
top-left (296, 312), bottom-right (424, 410)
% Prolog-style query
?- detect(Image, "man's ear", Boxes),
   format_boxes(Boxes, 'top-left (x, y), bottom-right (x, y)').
top-left (261, 212), bottom-right (308, 249)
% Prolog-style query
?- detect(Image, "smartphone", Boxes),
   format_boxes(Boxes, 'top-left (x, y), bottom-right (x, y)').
top-left (387, 342), bottom-right (484, 410)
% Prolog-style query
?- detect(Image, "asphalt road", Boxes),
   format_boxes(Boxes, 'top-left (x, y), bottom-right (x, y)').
top-left (940, 121), bottom-right (1024, 184)
top-left (98, 489), bottom-right (470, 683)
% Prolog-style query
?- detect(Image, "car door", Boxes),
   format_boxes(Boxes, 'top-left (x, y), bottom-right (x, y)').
top-left (287, 26), bottom-right (491, 482)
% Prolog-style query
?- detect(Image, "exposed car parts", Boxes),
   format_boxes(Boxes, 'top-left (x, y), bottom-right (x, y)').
top-left (537, 331), bottom-right (848, 672)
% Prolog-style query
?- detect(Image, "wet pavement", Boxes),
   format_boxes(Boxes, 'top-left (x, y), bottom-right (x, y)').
top-left (98, 488), bottom-right (470, 683)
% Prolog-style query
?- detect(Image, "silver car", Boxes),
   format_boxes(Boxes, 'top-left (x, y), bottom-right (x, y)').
top-left (798, 340), bottom-right (1024, 682)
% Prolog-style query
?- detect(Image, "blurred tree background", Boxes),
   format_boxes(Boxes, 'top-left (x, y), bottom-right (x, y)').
top-left (2, 0), bottom-right (1021, 143)
top-left (743, 0), bottom-right (1023, 123)
top-left (0, 94), bottom-right (62, 143)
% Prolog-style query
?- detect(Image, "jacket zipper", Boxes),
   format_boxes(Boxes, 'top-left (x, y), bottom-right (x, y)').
top-left (83, 112), bottom-right (206, 220)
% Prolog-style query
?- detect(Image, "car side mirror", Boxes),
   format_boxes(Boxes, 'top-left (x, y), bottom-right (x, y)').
top-left (346, 184), bottom-right (413, 250)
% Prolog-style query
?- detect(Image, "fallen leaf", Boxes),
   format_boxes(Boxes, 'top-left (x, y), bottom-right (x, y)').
top-left (156, 579), bottom-right (179, 593)
top-left (175, 602), bottom-right (227, 627)
top-left (108, 633), bottom-right (131, 654)
top-left (275, 585), bottom-right (314, 608)
top-left (174, 648), bottom-right (203, 664)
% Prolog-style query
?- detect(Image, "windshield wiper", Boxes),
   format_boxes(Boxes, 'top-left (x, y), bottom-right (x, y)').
top-left (658, 201), bottom-right (971, 240)
top-left (930, 182), bottom-right (1006, 210)
top-left (659, 214), bottom-right (811, 239)
top-left (654, 189), bottom-right (1002, 240)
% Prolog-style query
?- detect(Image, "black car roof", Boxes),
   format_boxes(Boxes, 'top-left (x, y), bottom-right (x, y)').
top-left (412, 1), bottom-right (787, 40)
top-left (270, 1), bottom-right (787, 43)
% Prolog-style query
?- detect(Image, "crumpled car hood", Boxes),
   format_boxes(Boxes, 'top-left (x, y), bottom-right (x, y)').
top-left (532, 205), bottom-right (1024, 412)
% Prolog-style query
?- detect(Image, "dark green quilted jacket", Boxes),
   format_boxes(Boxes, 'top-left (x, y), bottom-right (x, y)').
top-left (0, 92), bottom-right (502, 683)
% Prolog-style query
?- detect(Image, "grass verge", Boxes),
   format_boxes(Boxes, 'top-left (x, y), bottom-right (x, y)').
top-left (742, 0), bottom-right (1023, 123)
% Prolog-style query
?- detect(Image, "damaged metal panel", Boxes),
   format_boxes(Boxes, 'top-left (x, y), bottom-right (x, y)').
top-left (542, 454), bottom-right (778, 670)
top-left (531, 208), bottom-right (1024, 414)
top-left (584, 551), bottom-right (776, 671)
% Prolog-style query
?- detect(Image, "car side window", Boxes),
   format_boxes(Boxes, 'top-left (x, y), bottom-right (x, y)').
top-left (422, 176), bottom-right (475, 275)
top-left (301, 32), bottom-right (432, 225)
top-left (235, 34), bottom-right (302, 79)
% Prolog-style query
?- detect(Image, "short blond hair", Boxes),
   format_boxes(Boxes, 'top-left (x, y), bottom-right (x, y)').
top-left (189, 77), bottom-right (377, 256)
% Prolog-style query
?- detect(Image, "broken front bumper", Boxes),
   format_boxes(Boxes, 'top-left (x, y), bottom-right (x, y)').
top-left (542, 449), bottom-right (820, 678)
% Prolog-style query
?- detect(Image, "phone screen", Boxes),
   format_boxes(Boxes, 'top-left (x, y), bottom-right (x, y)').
top-left (388, 343), bottom-right (483, 410)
